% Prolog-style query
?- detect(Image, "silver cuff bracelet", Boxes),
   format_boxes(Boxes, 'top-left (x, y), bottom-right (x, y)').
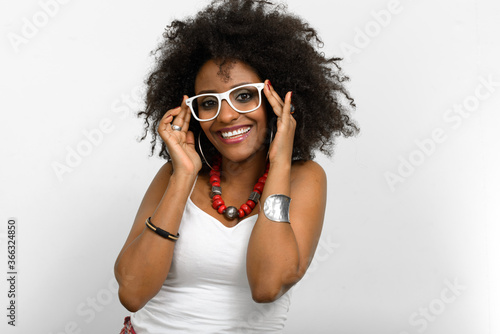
top-left (263, 194), bottom-right (292, 223)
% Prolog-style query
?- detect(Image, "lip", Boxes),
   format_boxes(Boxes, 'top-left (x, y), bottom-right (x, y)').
top-left (215, 125), bottom-right (252, 144)
top-left (217, 125), bottom-right (252, 133)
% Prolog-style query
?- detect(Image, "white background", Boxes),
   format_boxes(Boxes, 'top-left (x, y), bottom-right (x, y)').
top-left (1, 0), bottom-right (499, 333)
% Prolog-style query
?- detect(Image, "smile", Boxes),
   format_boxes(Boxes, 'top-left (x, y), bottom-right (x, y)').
top-left (219, 126), bottom-right (251, 139)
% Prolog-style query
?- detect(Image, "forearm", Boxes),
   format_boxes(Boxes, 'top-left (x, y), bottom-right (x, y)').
top-left (115, 173), bottom-right (196, 311)
top-left (246, 161), bottom-right (301, 302)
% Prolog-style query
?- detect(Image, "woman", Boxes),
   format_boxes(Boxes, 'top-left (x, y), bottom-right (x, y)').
top-left (115, 0), bottom-right (358, 332)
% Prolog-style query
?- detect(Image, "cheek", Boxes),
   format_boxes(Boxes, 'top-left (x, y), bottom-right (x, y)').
top-left (261, 108), bottom-right (269, 130)
top-left (201, 123), bottom-right (217, 143)
top-left (201, 122), bottom-right (213, 134)
top-left (256, 109), bottom-right (270, 142)
top-left (257, 105), bottom-right (268, 126)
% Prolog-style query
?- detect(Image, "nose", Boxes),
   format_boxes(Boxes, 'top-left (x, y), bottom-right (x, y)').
top-left (217, 98), bottom-right (239, 123)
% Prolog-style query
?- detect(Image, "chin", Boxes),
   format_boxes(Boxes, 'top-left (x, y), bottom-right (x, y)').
top-left (221, 146), bottom-right (267, 164)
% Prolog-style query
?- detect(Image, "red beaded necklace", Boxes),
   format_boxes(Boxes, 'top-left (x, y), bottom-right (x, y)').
top-left (209, 156), bottom-right (269, 220)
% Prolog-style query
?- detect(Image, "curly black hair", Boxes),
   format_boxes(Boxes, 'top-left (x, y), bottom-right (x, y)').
top-left (138, 0), bottom-right (359, 163)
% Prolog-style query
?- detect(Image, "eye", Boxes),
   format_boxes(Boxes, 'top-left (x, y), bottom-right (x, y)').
top-left (235, 90), bottom-right (254, 102)
top-left (199, 96), bottom-right (218, 110)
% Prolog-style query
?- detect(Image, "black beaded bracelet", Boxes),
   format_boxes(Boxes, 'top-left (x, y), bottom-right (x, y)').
top-left (145, 217), bottom-right (179, 241)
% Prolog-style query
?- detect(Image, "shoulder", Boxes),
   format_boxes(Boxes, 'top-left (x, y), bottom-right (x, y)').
top-left (155, 161), bottom-right (174, 181)
top-left (291, 160), bottom-right (327, 187)
top-left (145, 161), bottom-right (174, 196)
top-left (290, 160), bottom-right (327, 206)
top-left (159, 161), bottom-right (174, 174)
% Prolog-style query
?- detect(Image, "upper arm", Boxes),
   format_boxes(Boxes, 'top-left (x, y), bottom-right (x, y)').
top-left (289, 160), bottom-right (327, 275)
top-left (115, 162), bottom-right (173, 265)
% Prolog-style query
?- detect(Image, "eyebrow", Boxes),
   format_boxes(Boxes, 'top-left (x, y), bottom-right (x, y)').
top-left (196, 82), bottom-right (254, 95)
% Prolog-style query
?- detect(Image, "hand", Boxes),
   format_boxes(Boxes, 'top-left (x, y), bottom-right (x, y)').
top-left (157, 96), bottom-right (202, 176)
top-left (262, 80), bottom-right (296, 165)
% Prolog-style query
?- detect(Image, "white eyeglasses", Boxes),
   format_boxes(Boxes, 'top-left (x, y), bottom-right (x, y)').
top-left (186, 83), bottom-right (265, 122)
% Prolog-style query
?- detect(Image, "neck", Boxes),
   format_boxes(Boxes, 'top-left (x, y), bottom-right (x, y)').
top-left (220, 149), bottom-right (267, 187)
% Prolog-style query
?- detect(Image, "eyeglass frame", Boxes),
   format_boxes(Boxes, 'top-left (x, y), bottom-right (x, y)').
top-left (186, 83), bottom-right (266, 122)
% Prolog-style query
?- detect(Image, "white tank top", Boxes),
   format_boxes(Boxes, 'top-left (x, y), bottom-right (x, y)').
top-left (130, 191), bottom-right (292, 333)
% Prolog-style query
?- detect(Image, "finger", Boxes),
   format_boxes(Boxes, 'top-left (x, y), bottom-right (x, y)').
top-left (171, 98), bottom-right (188, 131)
top-left (267, 80), bottom-right (286, 108)
top-left (180, 95), bottom-right (192, 132)
top-left (162, 103), bottom-right (183, 118)
top-left (268, 83), bottom-right (284, 106)
top-left (283, 91), bottom-right (293, 118)
top-left (159, 106), bottom-right (181, 133)
top-left (186, 130), bottom-right (195, 146)
top-left (170, 95), bottom-right (193, 133)
top-left (284, 92), bottom-right (297, 130)
top-left (264, 80), bottom-right (284, 117)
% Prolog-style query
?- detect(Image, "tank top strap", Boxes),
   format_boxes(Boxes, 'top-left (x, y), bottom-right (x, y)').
top-left (189, 174), bottom-right (199, 198)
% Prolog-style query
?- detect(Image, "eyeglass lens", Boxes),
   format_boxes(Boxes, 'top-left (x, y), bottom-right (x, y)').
top-left (191, 85), bottom-right (261, 120)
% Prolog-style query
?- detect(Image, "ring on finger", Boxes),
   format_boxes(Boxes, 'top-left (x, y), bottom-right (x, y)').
top-left (171, 124), bottom-right (182, 131)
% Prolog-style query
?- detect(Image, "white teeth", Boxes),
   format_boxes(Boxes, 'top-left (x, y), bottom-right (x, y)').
top-left (221, 127), bottom-right (251, 139)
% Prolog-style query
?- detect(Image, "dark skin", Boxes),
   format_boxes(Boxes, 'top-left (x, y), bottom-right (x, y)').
top-left (114, 59), bottom-right (327, 311)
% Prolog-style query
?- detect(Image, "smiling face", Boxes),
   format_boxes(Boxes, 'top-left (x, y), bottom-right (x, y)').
top-left (194, 59), bottom-right (268, 163)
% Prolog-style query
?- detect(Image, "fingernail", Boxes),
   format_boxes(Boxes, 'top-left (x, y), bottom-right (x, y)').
top-left (267, 83), bottom-right (271, 90)
top-left (290, 91), bottom-right (293, 99)
top-left (269, 80), bottom-right (272, 86)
